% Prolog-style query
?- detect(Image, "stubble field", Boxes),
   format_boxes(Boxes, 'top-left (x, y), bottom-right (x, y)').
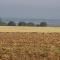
top-left (0, 32), bottom-right (60, 60)
top-left (0, 26), bottom-right (60, 60)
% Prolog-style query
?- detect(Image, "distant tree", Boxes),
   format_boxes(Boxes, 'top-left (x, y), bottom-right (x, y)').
top-left (40, 22), bottom-right (47, 27)
top-left (7, 21), bottom-right (16, 26)
top-left (18, 22), bottom-right (26, 26)
top-left (0, 22), bottom-right (7, 26)
top-left (27, 22), bottom-right (35, 26)
top-left (0, 18), bottom-right (7, 26)
top-left (36, 24), bottom-right (40, 27)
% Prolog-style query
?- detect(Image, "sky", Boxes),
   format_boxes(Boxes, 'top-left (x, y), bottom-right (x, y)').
top-left (0, 0), bottom-right (60, 19)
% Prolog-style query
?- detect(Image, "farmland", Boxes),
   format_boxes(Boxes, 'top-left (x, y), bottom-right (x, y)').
top-left (0, 27), bottom-right (60, 60)
top-left (0, 32), bottom-right (60, 60)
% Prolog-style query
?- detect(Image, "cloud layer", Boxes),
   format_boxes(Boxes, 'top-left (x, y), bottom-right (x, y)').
top-left (0, 0), bottom-right (60, 18)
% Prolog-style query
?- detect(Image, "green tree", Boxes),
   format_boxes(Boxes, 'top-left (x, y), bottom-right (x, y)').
top-left (36, 24), bottom-right (40, 27)
top-left (27, 22), bottom-right (35, 26)
top-left (40, 22), bottom-right (47, 27)
top-left (0, 18), bottom-right (7, 26)
top-left (7, 21), bottom-right (16, 26)
top-left (18, 22), bottom-right (26, 26)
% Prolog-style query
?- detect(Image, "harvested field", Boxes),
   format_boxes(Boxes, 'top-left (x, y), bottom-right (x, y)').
top-left (0, 26), bottom-right (60, 32)
top-left (0, 32), bottom-right (60, 60)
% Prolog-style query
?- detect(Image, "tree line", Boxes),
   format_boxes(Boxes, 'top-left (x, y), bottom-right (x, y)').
top-left (7, 21), bottom-right (47, 27)
top-left (0, 20), bottom-right (47, 27)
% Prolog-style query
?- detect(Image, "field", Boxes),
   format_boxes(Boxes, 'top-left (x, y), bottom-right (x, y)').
top-left (0, 26), bottom-right (60, 32)
top-left (0, 27), bottom-right (60, 60)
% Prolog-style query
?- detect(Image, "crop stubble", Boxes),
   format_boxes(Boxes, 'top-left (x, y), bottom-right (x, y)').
top-left (0, 32), bottom-right (60, 60)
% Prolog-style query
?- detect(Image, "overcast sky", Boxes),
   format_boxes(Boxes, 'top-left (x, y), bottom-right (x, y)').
top-left (0, 0), bottom-right (60, 19)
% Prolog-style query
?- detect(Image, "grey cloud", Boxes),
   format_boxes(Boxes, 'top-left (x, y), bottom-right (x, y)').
top-left (0, 0), bottom-right (60, 18)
